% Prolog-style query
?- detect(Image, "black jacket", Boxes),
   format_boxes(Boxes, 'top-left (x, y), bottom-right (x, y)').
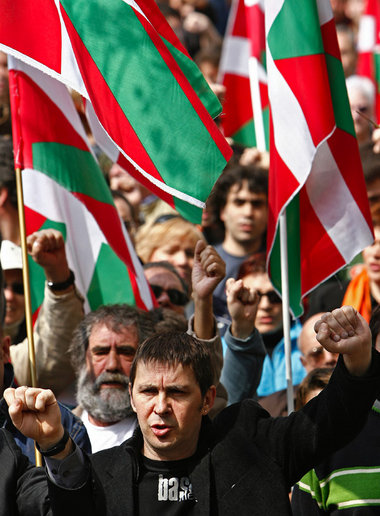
top-left (0, 429), bottom-right (50, 516)
top-left (47, 352), bottom-right (380, 516)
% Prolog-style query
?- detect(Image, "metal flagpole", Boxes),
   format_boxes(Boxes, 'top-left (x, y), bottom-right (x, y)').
top-left (279, 212), bottom-right (294, 414)
top-left (248, 56), bottom-right (266, 152)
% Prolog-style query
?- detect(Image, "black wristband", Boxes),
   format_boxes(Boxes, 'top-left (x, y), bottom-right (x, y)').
top-left (47, 270), bottom-right (75, 291)
top-left (36, 429), bottom-right (70, 457)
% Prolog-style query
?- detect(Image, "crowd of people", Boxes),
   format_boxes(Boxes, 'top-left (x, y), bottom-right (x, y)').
top-left (0, 0), bottom-right (380, 514)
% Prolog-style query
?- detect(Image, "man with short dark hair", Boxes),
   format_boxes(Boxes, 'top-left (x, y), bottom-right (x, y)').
top-left (4, 306), bottom-right (380, 516)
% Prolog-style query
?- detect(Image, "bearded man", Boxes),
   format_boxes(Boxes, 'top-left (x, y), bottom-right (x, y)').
top-left (70, 305), bottom-right (155, 453)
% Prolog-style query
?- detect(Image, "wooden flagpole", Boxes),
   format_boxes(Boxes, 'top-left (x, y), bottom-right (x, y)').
top-left (10, 67), bottom-right (42, 466)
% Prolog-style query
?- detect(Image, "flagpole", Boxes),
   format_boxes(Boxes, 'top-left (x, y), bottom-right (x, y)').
top-left (248, 56), bottom-right (266, 152)
top-left (15, 167), bottom-right (42, 467)
top-left (10, 66), bottom-right (42, 466)
top-left (279, 213), bottom-right (294, 414)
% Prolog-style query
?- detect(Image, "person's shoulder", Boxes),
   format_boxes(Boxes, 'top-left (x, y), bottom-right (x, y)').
top-left (212, 399), bottom-right (270, 436)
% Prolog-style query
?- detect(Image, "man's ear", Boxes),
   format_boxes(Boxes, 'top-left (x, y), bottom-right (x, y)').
top-left (1, 335), bottom-right (10, 364)
top-left (129, 383), bottom-right (137, 413)
top-left (201, 385), bottom-right (216, 416)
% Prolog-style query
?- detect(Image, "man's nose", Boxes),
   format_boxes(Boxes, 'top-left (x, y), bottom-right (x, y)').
top-left (154, 393), bottom-right (170, 415)
top-left (105, 349), bottom-right (121, 371)
top-left (242, 201), bottom-right (254, 216)
top-left (323, 350), bottom-right (338, 367)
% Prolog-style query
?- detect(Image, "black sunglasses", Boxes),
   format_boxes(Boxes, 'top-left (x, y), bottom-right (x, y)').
top-left (256, 289), bottom-right (281, 304)
top-left (150, 284), bottom-right (188, 306)
top-left (4, 282), bottom-right (24, 295)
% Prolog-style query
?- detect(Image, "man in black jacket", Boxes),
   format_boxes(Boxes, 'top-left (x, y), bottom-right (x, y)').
top-left (4, 306), bottom-right (380, 516)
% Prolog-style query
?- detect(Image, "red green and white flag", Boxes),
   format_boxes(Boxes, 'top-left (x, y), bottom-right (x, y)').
top-left (0, 0), bottom-right (231, 223)
top-left (357, 0), bottom-right (380, 122)
top-left (266, 0), bottom-right (374, 317)
top-left (218, 0), bottom-right (269, 148)
top-left (8, 57), bottom-right (154, 317)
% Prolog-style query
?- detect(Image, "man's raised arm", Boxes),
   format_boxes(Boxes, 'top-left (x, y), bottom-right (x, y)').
top-left (10, 229), bottom-right (84, 393)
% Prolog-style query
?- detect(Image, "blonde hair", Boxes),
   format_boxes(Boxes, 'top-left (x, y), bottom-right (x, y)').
top-left (136, 217), bottom-right (205, 263)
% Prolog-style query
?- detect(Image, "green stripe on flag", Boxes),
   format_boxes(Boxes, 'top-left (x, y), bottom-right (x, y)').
top-left (172, 197), bottom-right (202, 224)
top-left (233, 120), bottom-right (257, 147)
top-left (32, 143), bottom-right (114, 204)
top-left (163, 39), bottom-right (221, 119)
top-left (267, 0), bottom-right (324, 60)
top-left (29, 257), bottom-right (46, 313)
top-left (325, 54), bottom-right (355, 136)
top-left (87, 243), bottom-right (136, 310)
top-left (232, 108), bottom-right (270, 149)
top-left (270, 195), bottom-right (303, 317)
top-left (60, 0), bottom-right (228, 192)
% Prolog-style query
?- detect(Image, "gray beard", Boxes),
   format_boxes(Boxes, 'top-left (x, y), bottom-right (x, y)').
top-left (76, 368), bottom-right (135, 424)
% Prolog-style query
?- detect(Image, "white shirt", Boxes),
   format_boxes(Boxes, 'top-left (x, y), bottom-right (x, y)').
top-left (82, 410), bottom-right (138, 453)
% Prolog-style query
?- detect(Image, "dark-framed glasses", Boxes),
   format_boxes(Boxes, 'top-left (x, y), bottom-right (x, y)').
top-left (256, 289), bottom-right (282, 304)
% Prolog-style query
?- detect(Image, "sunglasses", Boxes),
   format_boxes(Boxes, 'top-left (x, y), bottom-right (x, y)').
top-left (4, 282), bottom-right (24, 295)
top-left (150, 284), bottom-right (188, 306)
top-left (256, 289), bottom-right (282, 304)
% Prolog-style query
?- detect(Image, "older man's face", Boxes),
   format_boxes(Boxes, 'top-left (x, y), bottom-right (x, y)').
top-left (86, 323), bottom-right (138, 381)
top-left (77, 323), bottom-right (139, 424)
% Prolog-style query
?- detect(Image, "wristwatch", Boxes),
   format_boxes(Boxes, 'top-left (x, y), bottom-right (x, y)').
top-left (47, 270), bottom-right (75, 291)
